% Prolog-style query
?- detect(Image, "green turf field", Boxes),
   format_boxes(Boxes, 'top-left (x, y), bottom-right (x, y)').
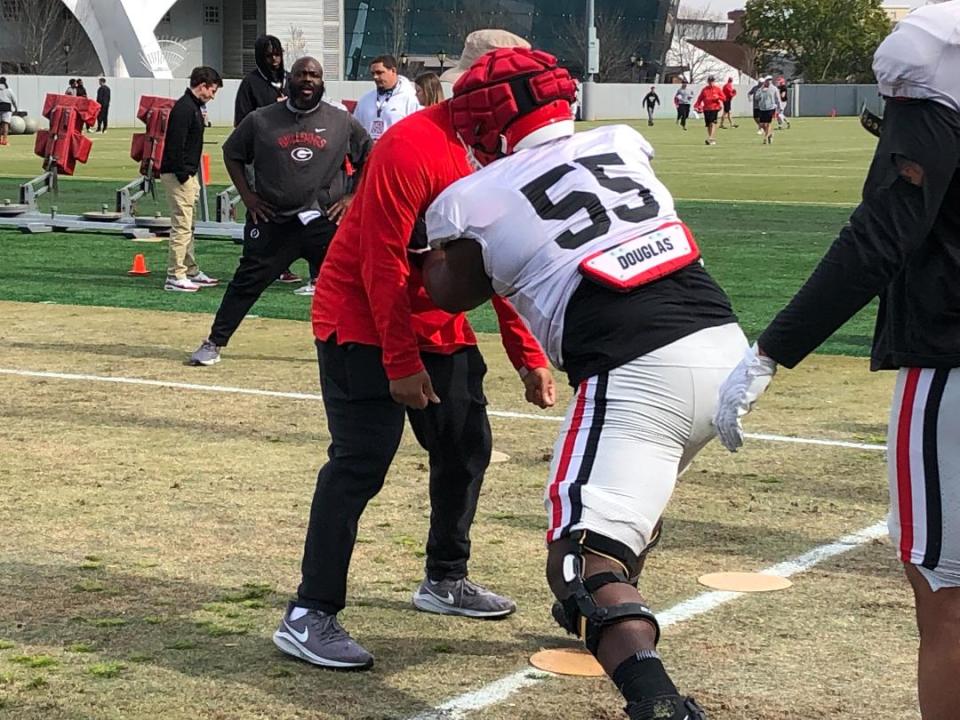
top-left (0, 117), bottom-right (919, 720)
top-left (0, 118), bottom-right (876, 355)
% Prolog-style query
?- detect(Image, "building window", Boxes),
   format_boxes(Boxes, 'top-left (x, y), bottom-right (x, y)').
top-left (160, 10), bottom-right (172, 23)
top-left (1, 0), bottom-right (22, 22)
top-left (204, 5), bottom-right (220, 24)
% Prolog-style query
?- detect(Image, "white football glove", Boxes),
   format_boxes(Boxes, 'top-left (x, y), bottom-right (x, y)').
top-left (713, 343), bottom-right (778, 452)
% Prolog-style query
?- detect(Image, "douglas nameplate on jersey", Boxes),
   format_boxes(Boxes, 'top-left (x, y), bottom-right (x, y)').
top-left (579, 222), bottom-right (700, 291)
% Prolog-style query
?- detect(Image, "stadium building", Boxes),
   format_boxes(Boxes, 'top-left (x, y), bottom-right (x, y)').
top-left (0, 0), bottom-right (678, 82)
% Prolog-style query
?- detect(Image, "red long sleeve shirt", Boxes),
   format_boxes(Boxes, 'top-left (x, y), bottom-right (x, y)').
top-left (695, 85), bottom-right (726, 112)
top-left (311, 102), bottom-right (549, 380)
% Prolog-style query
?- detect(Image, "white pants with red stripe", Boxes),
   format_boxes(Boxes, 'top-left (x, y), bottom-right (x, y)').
top-left (888, 367), bottom-right (960, 590)
top-left (544, 322), bottom-right (748, 555)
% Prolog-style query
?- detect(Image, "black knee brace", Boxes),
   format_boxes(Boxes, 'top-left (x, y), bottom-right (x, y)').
top-left (550, 530), bottom-right (662, 656)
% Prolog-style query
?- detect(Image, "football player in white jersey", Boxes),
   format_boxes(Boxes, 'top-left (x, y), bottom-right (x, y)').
top-left (421, 48), bottom-right (748, 720)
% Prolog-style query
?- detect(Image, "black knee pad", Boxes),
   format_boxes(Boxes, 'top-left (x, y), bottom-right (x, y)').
top-left (548, 530), bottom-right (662, 655)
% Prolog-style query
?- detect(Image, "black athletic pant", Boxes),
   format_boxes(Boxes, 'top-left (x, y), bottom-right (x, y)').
top-left (96, 108), bottom-right (108, 132)
top-left (297, 340), bottom-right (492, 614)
top-left (209, 216), bottom-right (337, 346)
top-left (678, 103), bottom-right (691, 128)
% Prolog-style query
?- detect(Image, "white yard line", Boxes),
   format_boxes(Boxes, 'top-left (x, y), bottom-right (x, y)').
top-left (0, 367), bottom-right (888, 453)
top-left (407, 521), bottom-right (888, 720)
top-left (674, 196), bottom-right (855, 208)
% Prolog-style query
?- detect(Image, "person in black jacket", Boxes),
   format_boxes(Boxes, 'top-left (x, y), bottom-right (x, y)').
top-left (160, 66), bottom-right (223, 293)
top-left (235, 34), bottom-right (286, 126)
top-left (188, 56), bottom-right (372, 365)
top-left (95, 78), bottom-right (110, 132)
top-left (235, 34), bottom-right (303, 286)
top-left (642, 86), bottom-right (659, 126)
top-left (715, 6), bottom-right (960, 718)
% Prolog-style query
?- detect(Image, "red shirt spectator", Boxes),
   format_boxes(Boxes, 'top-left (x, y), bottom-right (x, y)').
top-left (312, 102), bottom-right (548, 380)
top-left (722, 80), bottom-right (737, 102)
top-left (694, 83), bottom-right (726, 113)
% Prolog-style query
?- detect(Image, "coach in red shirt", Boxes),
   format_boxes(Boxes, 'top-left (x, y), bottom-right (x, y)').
top-left (271, 90), bottom-right (556, 668)
top-left (694, 75), bottom-right (726, 145)
top-left (720, 76), bottom-right (738, 129)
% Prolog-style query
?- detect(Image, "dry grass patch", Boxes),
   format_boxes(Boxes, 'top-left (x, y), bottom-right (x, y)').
top-left (0, 302), bottom-right (916, 719)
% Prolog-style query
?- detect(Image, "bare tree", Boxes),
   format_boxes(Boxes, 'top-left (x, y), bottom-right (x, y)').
top-left (559, 7), bottom-right (639, 82)
top-left (386, 0), bottom-right (412, 58)
top-left (666, 5), bottom-right (730, 82)
top-left (10, 0), bottom-right (90, 74)
top-left (286, 25), bottom-right (309, 63)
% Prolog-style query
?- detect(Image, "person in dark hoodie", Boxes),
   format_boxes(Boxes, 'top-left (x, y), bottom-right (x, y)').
top-left (235, 34), bottom-right (287, 125)
top-left (235, 35), bottom-right (303, 285)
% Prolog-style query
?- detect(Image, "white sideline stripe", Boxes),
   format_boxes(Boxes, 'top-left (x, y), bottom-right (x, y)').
top-left (675, 196), bottom-right (854, 208)
top-left (0, 367), bottom-right (888, 452)
top-left (745, 432), bottom-right (885, 452)
top-left (407, 521), bottom-right (888, 720)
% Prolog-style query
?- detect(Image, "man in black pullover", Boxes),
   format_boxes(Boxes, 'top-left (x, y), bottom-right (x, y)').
top-left (160, 66), bottom-right (223, 293)
top-left (189, 56), bottom-right (372, 365)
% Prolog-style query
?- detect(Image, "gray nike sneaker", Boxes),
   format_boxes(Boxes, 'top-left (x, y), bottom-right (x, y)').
top-left (272, 603), bottom-right (374, 669)
top-left (412, 576), bottom-right (517, 619)
top-left (189, 339), bottom-right (221, 366)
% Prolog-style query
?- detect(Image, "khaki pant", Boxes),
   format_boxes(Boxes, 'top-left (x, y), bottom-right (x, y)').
top-left (161, 173), bottom-right (200, 279)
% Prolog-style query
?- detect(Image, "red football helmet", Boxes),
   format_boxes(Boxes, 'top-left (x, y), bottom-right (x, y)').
top-left (450, 47), bottom-right (577, 164)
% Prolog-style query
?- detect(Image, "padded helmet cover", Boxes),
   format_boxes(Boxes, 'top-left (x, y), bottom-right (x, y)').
top-left (450, 47), bottom-right (577, 156)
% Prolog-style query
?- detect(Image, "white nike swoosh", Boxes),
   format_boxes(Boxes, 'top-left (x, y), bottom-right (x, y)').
top-left (284, 619), bottom-right (309, 643)
top-left (314, 128), bottom-right (326, 133)
top-left (425, 587), bottom-right (455, 604)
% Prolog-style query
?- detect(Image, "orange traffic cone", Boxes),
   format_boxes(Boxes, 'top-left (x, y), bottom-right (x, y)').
top-left (128, 253), bottom-right (150, 276)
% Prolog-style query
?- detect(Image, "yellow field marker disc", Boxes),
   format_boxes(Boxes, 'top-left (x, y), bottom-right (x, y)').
top-left (529, 648), bottom-right (604, 677)
top-left (490, 450), bottom-right (511, 463)
top-left (697, 572), bottom-right (793, 592)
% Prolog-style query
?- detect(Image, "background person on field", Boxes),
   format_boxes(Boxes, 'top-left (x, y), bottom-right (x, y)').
top-left (64, 79), bottom-right (76, 96)
top-left (715, 6), bottom-right (960, 718)
top-left (642, 86), bottom-right (659, 126)
top-left (674, 81), bottom-right (694, 130)
top-left (776, 77), bottom-right (791, 129)
top-left (75, 79), bottom-right (87, 98)
top-left (189, 57), bottom-right (371, 366)
top-left (756, 76), bottom-right (780, 144)
top-left (353, 54), bottom-right (421, 142)
top-left (95, 78), bottom-right (110, 132)
top-left (694, 75), bottom-right (725, 145)
top-left (748, 79), bottom-right (763, 134)
top-left (720, 76), bottom-right (738, 129)
top-left (160, 66), bottom-right (223, 293)
top-left (0, 77), bottom-right (17, 146)
top-left (414, 72), bottom-right (444, 107)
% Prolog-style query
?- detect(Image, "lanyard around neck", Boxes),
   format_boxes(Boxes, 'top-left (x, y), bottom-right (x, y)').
top-left (376, 88), bottom-right (395, 117)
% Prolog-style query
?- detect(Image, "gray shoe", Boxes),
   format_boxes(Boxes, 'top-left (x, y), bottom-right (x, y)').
top-left (412, 576), bottom-right (517, 619)
top-left (272, 603), bottom-right (373, 669)
top-left (189, 339), bottom-right (221, 366)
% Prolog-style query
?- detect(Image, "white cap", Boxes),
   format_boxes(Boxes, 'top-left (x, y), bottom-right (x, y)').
top-left (873, 1), bottom-right (960, 114)
top-left (439, 29), bottom-right (531, 84)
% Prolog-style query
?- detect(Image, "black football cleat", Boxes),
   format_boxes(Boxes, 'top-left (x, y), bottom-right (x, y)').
top-left (625, 695), bottom-right (707, 720)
